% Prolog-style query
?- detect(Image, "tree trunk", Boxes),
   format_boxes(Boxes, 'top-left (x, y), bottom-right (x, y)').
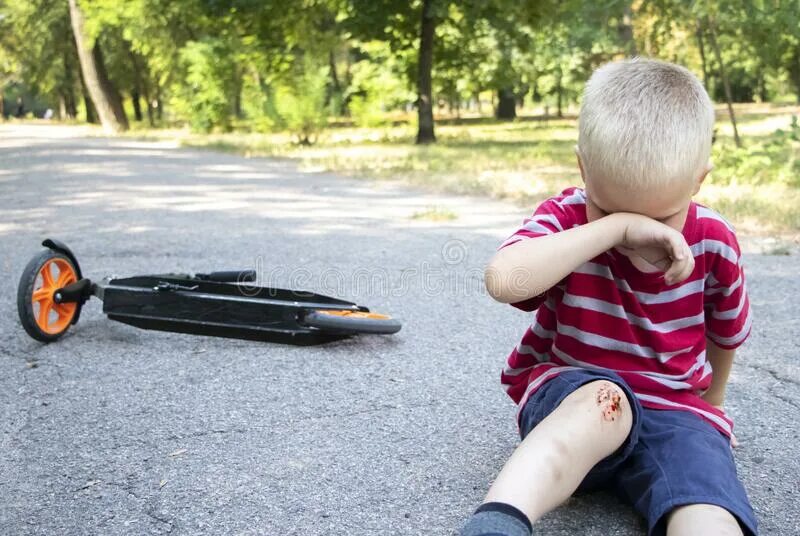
top-left (695, 20), bottom-right (710, 90)
top-left (617, 4), bottom-right (637, 57)
top-left (789, 44), bottom-right (800, 105)
top-left (328, 50), bottom-right (343, 114)
top-left (129, 48), bottom-right (146, 123)
top-left (0, 97), bottom-right (4, 120)
top-left (83, 93), bottom-right (97, 123)
top-left (140, 68), bottom-right (155, 126)
top-left (329, 50), bottom-right (341, 93)
top-left (144, 92), bottom-right (155, 126)
top-left (756, 65), bottom-right (768, 102)
top-left (92, 43), bottom-right (129, 127)
top-left (131, 89), bottom-right (143, 121)
top-left (233, 77), bottom-right (243, 119)
top-left (556, 66), bottom-right (564, 118)
top-left (415, 0), bottom-right (436, 144)
top-left (69, 22), bottom-right (93, 123)
top-left (496, 87), bottom-right (516, 120)
top-left (66, 91), bottom-right (77, 118)
top-left (516, 84), bottom-right (529, 110)
top-left (706, 17), bottom-right (741, 148)
top-left (155, 85), bottom-right (163, 120)
top-left (61, 47), bottom-right (78, 119)
top-left (68, 0), bottom-right (129, 133)
top-left (78, 67), bottom-right (97, 123)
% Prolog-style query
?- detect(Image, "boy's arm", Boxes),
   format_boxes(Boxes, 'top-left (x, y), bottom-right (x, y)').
top-left (485, 212), bottom-right (695, 304)
top-left (701, 338), bottom-right (736, 408)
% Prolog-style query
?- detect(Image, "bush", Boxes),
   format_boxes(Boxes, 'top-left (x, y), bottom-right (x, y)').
top-left (349, 93), bottom-right (386, 128)
top-left (711, 116), bottom-right (800, 187)
top-left (171, 39), bottom-right (236, 133)
top-left (270, 59), bottom-right (329, 145)
top-left (345, 41), bottom-right (413, 127)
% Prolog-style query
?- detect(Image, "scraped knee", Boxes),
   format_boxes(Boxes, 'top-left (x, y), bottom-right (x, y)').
top-left (595, 381), bottom-right (624, 422)
top-left (564, 380), bottom-right (633, 450)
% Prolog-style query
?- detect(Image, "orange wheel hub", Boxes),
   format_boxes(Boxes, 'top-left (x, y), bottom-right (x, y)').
top-left (314, 309), bottom-right (390, 320)
top-left (31, 258), bottom-right (78, 334)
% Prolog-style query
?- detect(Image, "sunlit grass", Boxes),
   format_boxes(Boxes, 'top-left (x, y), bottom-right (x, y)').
top-left (410, 206), bottom-right (459, 221)
top-left (141, 103), bottom-right (800, 236)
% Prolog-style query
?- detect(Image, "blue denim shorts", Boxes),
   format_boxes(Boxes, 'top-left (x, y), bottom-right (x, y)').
top-left (518, 368), bottom-right (758, 536)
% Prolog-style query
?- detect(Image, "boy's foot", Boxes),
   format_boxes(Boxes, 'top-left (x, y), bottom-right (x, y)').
top-left (460, 502), bottom-right (532, 536)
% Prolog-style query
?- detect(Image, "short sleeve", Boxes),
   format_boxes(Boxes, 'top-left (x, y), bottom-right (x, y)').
top-left (703, 234), bottom-right (752, 349)
top-left (497, 189), bottom-right (584, 311)
top-left (499, 199), bottom-right (572, 250)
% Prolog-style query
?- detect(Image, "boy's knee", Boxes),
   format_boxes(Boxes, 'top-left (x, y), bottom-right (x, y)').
top-left (667, 503), bottom-right (743, 536)
top-left (564, 380), bottom-right (633, 439)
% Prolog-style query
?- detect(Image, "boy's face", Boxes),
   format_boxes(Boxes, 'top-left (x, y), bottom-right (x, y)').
top-left (577, 150), bottom-right (709, 233)
top-left (584, 177), bottom-right (695, 233)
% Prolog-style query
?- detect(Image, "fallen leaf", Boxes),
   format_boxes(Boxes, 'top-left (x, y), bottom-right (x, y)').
top-left (159, 479), bottom-right (168, 489)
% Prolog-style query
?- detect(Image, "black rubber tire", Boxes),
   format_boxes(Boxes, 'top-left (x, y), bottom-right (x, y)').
top-left (301, 310), bottom-right (402, 335)
top-left (17, 249), bottom-right (79, 343)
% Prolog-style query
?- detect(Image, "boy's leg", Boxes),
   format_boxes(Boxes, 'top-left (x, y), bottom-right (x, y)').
top-left (667, 504), bottom-right (743, 536)
top-left (473, 379), bottom-right (633, 530)
top-left (613, 408), bottom-right (757, 536)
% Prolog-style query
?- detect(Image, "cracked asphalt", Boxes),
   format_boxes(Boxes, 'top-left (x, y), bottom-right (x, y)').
top-left (1, 124), bottom-right (798, 535)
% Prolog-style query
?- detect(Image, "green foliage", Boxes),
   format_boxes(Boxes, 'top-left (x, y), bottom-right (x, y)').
top-left (2, 0), bottom-right (800, 144)
top-left (270, 58), bottom-right (329, 144)
top-left (711, 116), bottom-right (800, 187)
top-left (170, 39), bottom-right (236, 133)
top-left (0, 0), bottom-right (78, 114)
top-left (348, 95), bottom-right (384, 128)
top-left (346, 41), bottom-right (411, 127)
top-left (240, 76), bottom-right (277, 132)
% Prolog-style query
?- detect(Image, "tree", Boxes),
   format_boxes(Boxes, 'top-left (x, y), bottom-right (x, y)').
top-left (704, 15), bottom-right (740, 147)
top-left (67, 0), bottom-right (128, 132)
top-left (346, 0), bottom-right (437, 142)
top-left (642, 0), bottom-right (747, 146)
top-left (2, 0), bottom-right (797, 136)
top-left (0, 0), bottom-right (84, 120)
top-left (416, 0), bottom-right (436, 142)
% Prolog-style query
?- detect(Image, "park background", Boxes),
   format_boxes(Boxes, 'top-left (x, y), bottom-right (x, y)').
top-left (2, 2), bottom-right (800, 535)
top-left (1, 0), bottom-right (799, 240)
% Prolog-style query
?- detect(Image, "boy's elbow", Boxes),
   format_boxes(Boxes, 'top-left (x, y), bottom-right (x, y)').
top-left (485, 254), bottom-right (544, 304)
top-left (484, 260), bottom-right (514, 303)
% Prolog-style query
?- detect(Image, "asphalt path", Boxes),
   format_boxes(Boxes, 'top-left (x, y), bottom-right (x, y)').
top-left (1, 124), bottom-right (797, 535)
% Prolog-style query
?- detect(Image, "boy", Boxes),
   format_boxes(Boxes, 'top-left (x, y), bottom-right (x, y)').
top-left (461, 59), bottom-right (756, 536)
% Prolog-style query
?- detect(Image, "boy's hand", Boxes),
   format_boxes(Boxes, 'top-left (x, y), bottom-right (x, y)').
top-left (614, 213), bottom-right (695, 285)
top-left (711, 404), bottom-right (740, 449)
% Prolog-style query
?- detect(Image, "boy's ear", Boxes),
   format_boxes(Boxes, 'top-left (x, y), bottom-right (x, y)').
top-left (575, 146), bottom-right (587, 184)
top-left (693, 161), bottom-right (713, 195)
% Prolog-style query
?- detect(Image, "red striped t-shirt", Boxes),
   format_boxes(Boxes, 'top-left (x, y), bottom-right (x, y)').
top-left (499, 187), bottom-right (752, 437)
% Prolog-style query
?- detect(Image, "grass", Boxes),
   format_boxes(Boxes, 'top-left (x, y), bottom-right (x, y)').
top-left (410, 206), bottom-right (459, 221)
top-left (135, 103), bottom-right (800, 238)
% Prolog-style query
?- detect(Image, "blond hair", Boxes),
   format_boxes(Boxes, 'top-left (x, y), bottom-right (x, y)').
top-left (577, 58), bottom-right (714, 190)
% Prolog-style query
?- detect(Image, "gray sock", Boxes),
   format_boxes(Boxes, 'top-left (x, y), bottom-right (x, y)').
top-left (460, 502), bottom-right (532, 536)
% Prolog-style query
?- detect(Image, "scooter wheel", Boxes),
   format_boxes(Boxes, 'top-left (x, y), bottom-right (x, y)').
top-left (302, 309), bottom-right (402, 335)
top-left (17, 249), bottom-right (80, 342)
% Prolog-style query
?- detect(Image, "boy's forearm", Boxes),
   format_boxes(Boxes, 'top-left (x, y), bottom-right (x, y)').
top-left (702, 338), bottom-right (736, 407)
top-left (485, 214), bottom-right (627, 303)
